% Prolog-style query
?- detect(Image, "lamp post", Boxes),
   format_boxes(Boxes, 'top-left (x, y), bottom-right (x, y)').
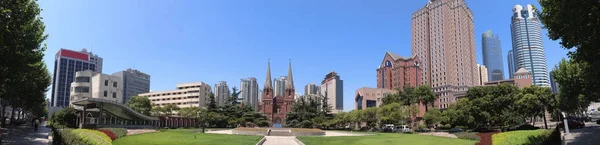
top-left (197, 110), bottom-right (204, 133)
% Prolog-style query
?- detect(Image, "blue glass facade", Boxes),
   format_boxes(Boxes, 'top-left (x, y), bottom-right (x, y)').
top-left (507, 50), bottom-right (515, 79)
top-left (510, 4), bottom-right (549, 87)
top-left (482, 30), bottom-right (504, 81)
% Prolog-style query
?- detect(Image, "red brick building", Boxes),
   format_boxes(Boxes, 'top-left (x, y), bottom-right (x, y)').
top-left (376, 52), bottom-right (436, 118)
top-left (259, 61), bottom-right (295, 128)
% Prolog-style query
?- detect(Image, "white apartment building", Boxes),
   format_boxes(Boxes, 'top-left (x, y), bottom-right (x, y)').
top-left (139, 82), bottom-right (212, 109)
top-left (70, 70), bottom-right (123, 105)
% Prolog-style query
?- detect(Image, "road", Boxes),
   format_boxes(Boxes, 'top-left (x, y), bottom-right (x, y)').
top-left (564, 122), bottom-right (600, 145)
top-left (1, 121), bottom-right (51, 145)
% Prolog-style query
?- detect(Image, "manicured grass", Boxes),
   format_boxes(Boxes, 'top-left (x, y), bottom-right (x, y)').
top-left (113, 129), bottom-right (263, 145)
top-left (298, 133), bottom-right (478, 145)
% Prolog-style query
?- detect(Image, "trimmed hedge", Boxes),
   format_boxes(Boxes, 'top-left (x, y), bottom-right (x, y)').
top-left (98, 129), bottom-right (117, 141)
top-left (99, 128), bottom-right (128, 138)
top-left (492, 129), bottom-right (558, 145)
top-left (52, 128), bottom-right (112, 145)
top-left (72, 129), bottom-right (113, 145)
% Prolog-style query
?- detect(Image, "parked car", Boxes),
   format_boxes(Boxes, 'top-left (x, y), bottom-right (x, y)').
top-left (399, 125), bottom-right (411, 133)
top-left (558, 119), bottom-right (585, 129)
top-left (449, 127), bottom-right (464, 133)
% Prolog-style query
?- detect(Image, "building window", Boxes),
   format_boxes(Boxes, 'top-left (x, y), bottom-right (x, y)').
top-left (113, 92), bottom-right (117, 98)
top-left (113, 82), bottom-right (117, 87)
top-left (103, 91), bottom-right (107, 97)
top-left (105, 80), bottom-right (108, 86)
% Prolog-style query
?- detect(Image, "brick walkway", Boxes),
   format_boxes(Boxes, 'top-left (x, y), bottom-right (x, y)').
top-left (0, 121), bottom-right (51, 145)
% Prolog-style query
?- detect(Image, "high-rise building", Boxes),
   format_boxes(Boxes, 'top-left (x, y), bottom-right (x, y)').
top-left (477, 64), bottom-right (489, 85)
top-left (240, 77), bottom-right (259, 110)
top-left (412, 0), bottom-right (477, 108)
top-left (112, 68), bottom-right (151, 104)
top-left (549, 71), bottom-right (559, 94)
top-left (482, 30), bottom-right (505, 81)
top-left (51, 48), bottom-right (103, 107)
top-left (70, 70), bottom-right (123, 105)
top-left (259, 60), bottom-right (295, 127)
top-left (273, 76), bottom-right (287, 97)
top-left (214, 81), bottom-right (230, 106)
top-left (304, 83), bottom-right (320, 95)
top-left (139, 82), bottom-right (212, 109)
top-left (321, 71), bottom-right (343, 113)
top-left (508, 50), bottom-right (515, 79)
top-left (510, 4), bottom-right (550, 87)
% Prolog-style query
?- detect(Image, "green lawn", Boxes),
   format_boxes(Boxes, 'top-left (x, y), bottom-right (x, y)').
top-left (298, 133), bottom-right (478, 145)
top-left (112, 129), bottom-right (263, 145)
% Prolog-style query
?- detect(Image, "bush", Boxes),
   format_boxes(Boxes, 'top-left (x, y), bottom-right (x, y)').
top-left (71, 129), bottom-right (112, 145)
top-left (515, 124), bottom-right (540, 130)
top-left (438, 124), bottom-right (452, 130)
top-left (453, 132), bottom-right (480, 141)
top-left (98, 129), bottom-right (117, 141)
top-left (418, 124), bottom-right (427, 129)
top-left (49, 107), bottom-right (77, 128)
top-left (99, 128), bottom-right (128, 138)
top-left (492, 129), bottom-right (552, 145)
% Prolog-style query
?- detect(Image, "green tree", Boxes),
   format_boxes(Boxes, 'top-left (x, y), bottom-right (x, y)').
top-left (162, 104), bottom-right (180, 116)
top-left (177, 107), bottom-right (205, 118)
top-left (377, 103), bottom-right (408, 125)
top-left (381, 90), bottom-right (401, 106)
top-left (519, 86), bottom-right (555, 129)
top-left (0, 0), bottom-right (49, 126)
top-left (49, 107), bottom-right (77, 128)
top-left (538, 1), bottom-right (600, 103)
top-left (423, 108), bottom-right (442, 128)
top-left (126, 96), bottom-right (152, 115)
top-left (414, 85), bottom-right (437, 111)
top-left (285, 95), bottom-right (324, 128)
top-left (442, 99), bottom-right (474, 128)
top-left (551, 59), bottom-right (589, 113)
top-left (206, 92), bottom-right (218, 112)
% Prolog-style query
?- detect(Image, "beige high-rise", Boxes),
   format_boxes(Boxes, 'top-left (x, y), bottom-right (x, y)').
top-left (477, 64), bottom-right (488, 85)
top-left (412, 0), bottom-right (477, 108)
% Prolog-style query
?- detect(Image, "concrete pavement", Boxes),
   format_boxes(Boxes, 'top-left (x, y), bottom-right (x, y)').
top-left (564, 122), bottom-right (600, 145)
top-left (0, 121), bottom-right (51, 145)
top-left (262, 136), bottom-right (300, 145)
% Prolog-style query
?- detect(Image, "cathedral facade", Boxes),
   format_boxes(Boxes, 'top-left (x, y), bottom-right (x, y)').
top-left (259, 61), bottom-right (295, 128)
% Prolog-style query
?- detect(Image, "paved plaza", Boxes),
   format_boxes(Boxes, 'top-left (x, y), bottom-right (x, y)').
top-left (564, 122), bottom-right (600, 145)
top-left (0, 121), bottom-right (51, 145)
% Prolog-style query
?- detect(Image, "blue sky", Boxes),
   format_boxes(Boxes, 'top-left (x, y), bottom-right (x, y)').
top-left (39, 0), bottom-right (569, 111)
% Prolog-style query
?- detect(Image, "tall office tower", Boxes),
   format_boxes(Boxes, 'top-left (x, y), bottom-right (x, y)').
top-left (321, 71), bottom-right (343, 113)
top-left (511, 4), bottom-right (550, 87)
top-left (477, 64), bottom-right (489, 85)
top-left (412, 0), bottom-right (477, 106)
top-left (508, 50), bottom-right (515, 79)
top-left (112, 68), bottom-right (151, 104)
top-left (214, 81), bottom-right (230, 106)
top-left (51, 48), bottom-right (103, 107)
top-left (304, 83), bottom-right (320, 95)
top-left (482, 30), bottom-right (505, 81)
top-left (273, 76), bottom-right (287, 97)
top-left (240, 77), bottom-right (259, 110)
top-left (549, 71), bottom-right (559, 94)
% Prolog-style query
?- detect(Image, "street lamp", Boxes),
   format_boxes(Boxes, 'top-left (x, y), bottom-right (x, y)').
top-left (197, 110), bottom-right (205, 133)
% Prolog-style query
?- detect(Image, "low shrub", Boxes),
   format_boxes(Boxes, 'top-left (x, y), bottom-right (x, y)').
top-left (99, 128), bottom-right (128, 138)
top-left (515, 124), bottom-right (540, 131)
top-left (72, 129), bottom-right (113, 145)
top-left (290, 128), bottom-right (325, 133)
top-left (492, 129), bottom-right (552, 145)
top-left (438, 124), bottom-right (452, 130)
top-left (454, 132), bottom-right (481, 141)
top-left (234, 127), bottom-right (269, 132)
top-left (98, 129), bottom-right (117, 141)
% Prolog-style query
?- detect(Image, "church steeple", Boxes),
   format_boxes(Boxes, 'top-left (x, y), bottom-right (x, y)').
top-left (264, 60), bottom-right (273, 89)
top-left (286, 59), bottom-right (294, 90)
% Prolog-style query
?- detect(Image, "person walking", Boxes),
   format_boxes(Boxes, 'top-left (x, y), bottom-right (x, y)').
top-left (34, 118), bottom-right (39, 132)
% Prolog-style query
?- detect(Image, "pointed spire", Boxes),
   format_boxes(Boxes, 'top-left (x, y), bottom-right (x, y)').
top-left (286, 59), bottom-right (294, 89)
top-left (264, 59), bottom-right (273, 89)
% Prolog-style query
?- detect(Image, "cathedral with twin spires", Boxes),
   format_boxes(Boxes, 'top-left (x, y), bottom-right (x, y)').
top-left (259, 60), bottom-right (295, 128)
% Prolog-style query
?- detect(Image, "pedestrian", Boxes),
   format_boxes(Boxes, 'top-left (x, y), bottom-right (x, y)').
top-left (34, 118), bottom-right (39, 132)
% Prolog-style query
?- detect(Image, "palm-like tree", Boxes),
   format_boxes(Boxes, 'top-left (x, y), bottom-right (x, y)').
top-left (414, 85), bottom-right (437, 112)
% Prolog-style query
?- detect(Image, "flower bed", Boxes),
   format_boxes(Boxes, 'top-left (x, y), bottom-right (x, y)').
top-left (476, 132), bottom-right (499, 145)
top-left (453, 132), bottom-right (480, 141)
top-left (234, 127), bottom-right (269, 132)
top-left (99, 128), bottom-right (128, 138)
top-left (98, 129), bottom-right (117, 141)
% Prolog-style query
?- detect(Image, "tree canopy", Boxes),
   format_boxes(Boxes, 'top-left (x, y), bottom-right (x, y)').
top-left (126, 96), bottom-right (152, 115)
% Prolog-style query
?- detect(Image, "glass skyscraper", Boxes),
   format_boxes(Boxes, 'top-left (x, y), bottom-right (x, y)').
top-left (510, 4), bottom-right (549, 87)
top-left (507, 50), bottom-right (515, 79)
top-left (51, 48), bottom-right (103, 107)
top-left (482, 30), bottom-right (504, 81)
